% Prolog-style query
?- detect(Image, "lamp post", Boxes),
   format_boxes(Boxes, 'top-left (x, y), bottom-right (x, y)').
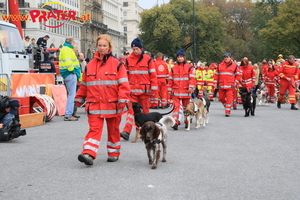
top-left (193, 0), bottom-right (196, 62)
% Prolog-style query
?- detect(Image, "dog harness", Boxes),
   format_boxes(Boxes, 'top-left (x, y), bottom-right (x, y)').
top-left (193, 102), bottom-right (199, 113)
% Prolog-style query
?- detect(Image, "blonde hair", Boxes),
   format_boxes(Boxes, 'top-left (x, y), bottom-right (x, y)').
top-left (96, 34), bottom-right (113, 51)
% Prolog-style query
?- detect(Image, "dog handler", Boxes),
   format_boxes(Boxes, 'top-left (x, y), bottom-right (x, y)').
top-left (75, 34), bottom-right (130, 165)
top-left (277, 55), bottom-right (299, 110)
top-left (168, 49), bottom-right (196, 130)
top-left (120, 38), bottom-right (158, 140)
top-left (214, 52), bottom-right (240, 117)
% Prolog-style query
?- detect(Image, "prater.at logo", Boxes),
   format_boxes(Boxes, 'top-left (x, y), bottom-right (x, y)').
top-left (2, 2), bottom-right (91, 28)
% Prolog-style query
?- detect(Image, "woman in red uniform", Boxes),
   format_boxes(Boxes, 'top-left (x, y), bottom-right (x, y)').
top-left (75, 34), bottom-right (130, 165)
top-left (265, 61), bottom-right (278, 103)
top-left (168, 49), bottom-right (196, 130)
top-left (239, 58), bottom-right (256, 93)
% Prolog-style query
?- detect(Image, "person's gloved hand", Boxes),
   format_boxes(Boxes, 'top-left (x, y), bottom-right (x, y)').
top-left (118, 102), bottom-right (127, 110)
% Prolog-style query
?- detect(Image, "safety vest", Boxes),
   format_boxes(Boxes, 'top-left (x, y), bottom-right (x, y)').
top-left (59, 45), bottom-right (81, 80)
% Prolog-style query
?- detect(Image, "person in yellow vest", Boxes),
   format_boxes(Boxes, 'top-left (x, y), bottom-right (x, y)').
top-left (166, 59), bottom-right (174, 105)
top-left (206, 63), bottom-right (215, 101)
top-left (59, 36), bottom-right (81, 121)
top-left (195, 62), bottom-right (206, 98)
top-left (276, 54), bottom-right (285, 63)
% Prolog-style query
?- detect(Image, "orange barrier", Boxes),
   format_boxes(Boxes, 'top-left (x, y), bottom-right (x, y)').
top-left (11, 73), bottom-right (55, 97)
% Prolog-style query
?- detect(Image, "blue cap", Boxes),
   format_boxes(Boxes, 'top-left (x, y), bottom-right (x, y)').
top-left (176, 49), bottom-right (185, 57)
top-left (224, 52), bottom-right (232, 57)
top-left (44, 52), bottom-right (50, 56)
top-left (131, 38), bottom-right (142, 49)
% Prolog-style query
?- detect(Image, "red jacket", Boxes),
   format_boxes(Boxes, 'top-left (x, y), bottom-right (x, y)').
top-left (262, 63), bottom-right (269, 80)
top-left (74, 51), bottom-right (130, 118)
top-left (214, 60), bottom-right (239, 89)
top-left (265, 67), bottom-right (278, 85)
top-left (168, 62), bottom-right (196, 98)
top-left (239, 65), bottom-right (256, 88)
top-left (125, 52), bottom-right (158, 95)
top-left (155, 58), bottom-right (169, 79)
top-left (278, 61), bottom-right (299, 80)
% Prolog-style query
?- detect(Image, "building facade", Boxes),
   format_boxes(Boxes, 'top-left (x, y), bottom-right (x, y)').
top-left (122, 0), bottom-right (143, 51)
top-left (80, 0), bottom-right (107, 60)
top-left (0, 0), bottom-right (82, 50)
top-left (0, 0), bottom-right (143, 58)
top-left (102, 0), bottom-right (126, 57)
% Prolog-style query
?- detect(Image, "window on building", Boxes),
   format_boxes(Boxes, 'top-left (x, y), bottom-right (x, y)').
top-left (123, 2), bottom-right (128, 7)
top-left (123, 12), bottom-right (127, 20)
top-left (124, 24), bottom-right (127, 32)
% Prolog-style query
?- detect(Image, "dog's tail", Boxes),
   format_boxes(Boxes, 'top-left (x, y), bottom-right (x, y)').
top-left (159, 116), bottom-right (176, 127)
top-left (161, 106), bottom-right (175, 116)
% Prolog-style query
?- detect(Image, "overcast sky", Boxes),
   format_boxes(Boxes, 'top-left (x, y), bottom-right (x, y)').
top-left (138, 0), bottom-right (170, 9)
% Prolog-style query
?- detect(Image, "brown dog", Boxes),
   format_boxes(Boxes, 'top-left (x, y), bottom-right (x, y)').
top-left (183, 99), bottom-right (207, 131)
top-left (296, 92), bottom-right (300, 108)
top-left (139, 116), bottom-right (175, 169)
top-left (131, 102), bottom-right (174, 143)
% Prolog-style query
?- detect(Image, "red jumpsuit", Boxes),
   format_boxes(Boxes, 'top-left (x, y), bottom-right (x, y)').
top-left (265, 67), bottom-right (278, 102)
top-left (239, 65), bottom-right (256, 92)
top-left (214, 60), bottom-right (239, 115)
top-left (278, 61), bottom-right (299, 103)
top-left (168, 62), bottom-right (196, 125)
top-left (262, 63), bottom-right (269, 82)
top-left (122, 52), bottom-right (158, 135)
top-left (74, 51), bottom-right (130, 159)
top-left (151, 58), bottom-right (169, 107)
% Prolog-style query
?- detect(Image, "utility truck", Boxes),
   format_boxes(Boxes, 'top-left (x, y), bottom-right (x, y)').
top-left (0, 20), bottom-right (30, 76)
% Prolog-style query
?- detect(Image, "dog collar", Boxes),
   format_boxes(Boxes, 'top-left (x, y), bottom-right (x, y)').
top-left (146, 139), bottom-right (161, 144)
top-left (152, 140), bottom-right (161, 144)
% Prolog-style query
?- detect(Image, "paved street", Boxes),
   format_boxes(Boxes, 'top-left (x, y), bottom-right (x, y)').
top-left (1, 101), bottom-right (299, 200)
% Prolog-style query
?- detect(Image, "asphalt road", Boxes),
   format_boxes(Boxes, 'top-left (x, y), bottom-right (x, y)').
top-left (0, 101), bottom-right (299, 200)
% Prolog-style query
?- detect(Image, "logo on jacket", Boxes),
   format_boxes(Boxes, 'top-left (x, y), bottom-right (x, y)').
top-left (158, 65), bottom-right (165, 72)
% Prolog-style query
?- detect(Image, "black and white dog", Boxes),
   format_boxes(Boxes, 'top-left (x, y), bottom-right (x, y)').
top-left (199, 96), bottom-right (211, 125)
top-left (239, 87), bottom-right (256, 117)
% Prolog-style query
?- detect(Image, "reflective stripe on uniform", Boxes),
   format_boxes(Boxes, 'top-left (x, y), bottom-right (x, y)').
top-left (173, 77), bottom-right (189, 81)
top-left (131, 89), bottom-right (150, 93)
top-left (107, 148), bottom-right (120, 153)
top-left (128, 71), bottom-right (149, 74)
top-left (74, 98), bottom-right (85, 103)
top-left (84, 138), bottom-right (100, 146)
top-left (89, 108), bottom-right (128, 115)
top-left (107, 141), bottom-right (121, 148)
top-left (173, 93), bottom-right (190, 96)
top-left (118, 78), bottom-right (128, 83)
top-left (86, 80), bottom-right (118, 86)
top-left (83, 145), bottom-right (98, 153)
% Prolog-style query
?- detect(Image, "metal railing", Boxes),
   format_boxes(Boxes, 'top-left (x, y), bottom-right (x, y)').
top-left (0, 73), bottom-right (11, 97)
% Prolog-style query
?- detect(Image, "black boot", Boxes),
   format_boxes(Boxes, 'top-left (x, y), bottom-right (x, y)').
top-left (291, 103), bottom-right (298, 110)
top-left (172, 124), bottom-right (178, 130)
top-left (277, 101), bottom-right (281, 108)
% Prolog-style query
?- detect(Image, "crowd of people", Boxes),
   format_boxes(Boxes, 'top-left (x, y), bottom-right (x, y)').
top-left (23, 34), bottom-right (300, 166)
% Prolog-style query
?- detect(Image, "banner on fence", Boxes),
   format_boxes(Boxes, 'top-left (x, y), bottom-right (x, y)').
top-left (11, 74), bottom-right (55, 97)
